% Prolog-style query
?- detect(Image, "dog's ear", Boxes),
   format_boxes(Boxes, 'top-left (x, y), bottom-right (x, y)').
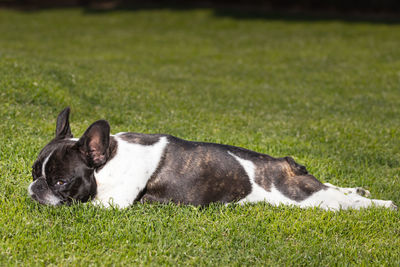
top-left (76, 120), bottom-right (110, 168)
top-left (55, 107), bottom-right (73, 139)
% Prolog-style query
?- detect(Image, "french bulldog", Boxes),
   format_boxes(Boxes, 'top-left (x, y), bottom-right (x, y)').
top-left (28, 107), bottom-right (397, 210)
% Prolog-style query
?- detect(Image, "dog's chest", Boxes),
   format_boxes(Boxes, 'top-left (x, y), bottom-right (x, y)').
top-left (93, 135), bottom-right (168, 207)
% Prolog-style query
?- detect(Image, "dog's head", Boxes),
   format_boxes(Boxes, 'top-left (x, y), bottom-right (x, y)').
top-left (28, 107), bottom-right (112, 205)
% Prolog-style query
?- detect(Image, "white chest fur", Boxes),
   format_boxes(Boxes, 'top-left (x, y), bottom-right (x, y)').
top-left (94, 135), bottom-right (168, 208)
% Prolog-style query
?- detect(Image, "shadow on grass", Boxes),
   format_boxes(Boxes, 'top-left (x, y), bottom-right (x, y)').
top-left (212, 9), bottom-right (400, 24)
top-left (3, 1), bottom-right (400, 25)
top-left (83, 2), bottom-right (400, 24)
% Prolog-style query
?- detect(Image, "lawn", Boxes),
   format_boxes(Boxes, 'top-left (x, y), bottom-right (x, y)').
top-left (0, 7), bottom-right (400, 266)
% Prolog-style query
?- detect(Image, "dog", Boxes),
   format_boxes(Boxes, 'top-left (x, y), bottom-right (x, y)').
top-left (28, 107), bottom-right (397, 210)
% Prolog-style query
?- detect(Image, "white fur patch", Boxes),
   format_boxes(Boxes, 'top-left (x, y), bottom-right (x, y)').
top-left (228, 152), bottom-right (396, 210)
top-left (28, 182), bottom-right (34, 196)
top-left (42, 192), bottom-right (62, 206)
top-left (228, 152), bottom-right (297, 205)
top-left (94, 135), bottom-right (169, 208)
top-left (41, 151), bottom-right (53, 179)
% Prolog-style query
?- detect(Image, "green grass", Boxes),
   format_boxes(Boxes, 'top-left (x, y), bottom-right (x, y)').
top-left (1, 7), bottom-right (400, 266)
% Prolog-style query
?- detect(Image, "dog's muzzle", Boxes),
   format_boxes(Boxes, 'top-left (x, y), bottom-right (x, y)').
top-left (28, 178), bottom-right (62, 206)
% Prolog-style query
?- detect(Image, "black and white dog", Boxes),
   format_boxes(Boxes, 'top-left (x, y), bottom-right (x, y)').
top-left (28, 107), bottom-right (397, 210)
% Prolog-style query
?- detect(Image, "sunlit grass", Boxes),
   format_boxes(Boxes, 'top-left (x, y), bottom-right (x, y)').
top-left (0, 8), bottom-right (399, 265)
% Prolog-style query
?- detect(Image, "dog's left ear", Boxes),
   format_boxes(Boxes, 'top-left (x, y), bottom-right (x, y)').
top-left (76, 120), bottom-right (110, 168)
top-left (56, 107), bottom-right (73, 139)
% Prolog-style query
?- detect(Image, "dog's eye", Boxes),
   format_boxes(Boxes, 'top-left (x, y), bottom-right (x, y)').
top-left (56, 181), bottom-right (65, 186)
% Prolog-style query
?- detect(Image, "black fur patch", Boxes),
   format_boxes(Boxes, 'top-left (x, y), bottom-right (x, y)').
top-left (118, 133), bottom-right (163, 146)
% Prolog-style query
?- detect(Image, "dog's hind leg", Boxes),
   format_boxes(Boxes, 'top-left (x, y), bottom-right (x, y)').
top-left (323, 183), bottom-right (371, 197)
top-left (303, 184), bottom-right (397, 210)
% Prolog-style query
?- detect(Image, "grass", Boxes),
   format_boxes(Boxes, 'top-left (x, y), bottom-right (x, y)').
top-left (0, 7), bottom-right (400, 266)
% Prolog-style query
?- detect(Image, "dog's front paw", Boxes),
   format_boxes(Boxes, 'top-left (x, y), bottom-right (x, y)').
top-left (388, 201), bottom-right (398, 211)
top-left (355, 187), bottom-right (371, 197)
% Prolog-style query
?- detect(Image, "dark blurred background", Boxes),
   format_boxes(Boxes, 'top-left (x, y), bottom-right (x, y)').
top-left (1, 0), bottom-right (400, 16)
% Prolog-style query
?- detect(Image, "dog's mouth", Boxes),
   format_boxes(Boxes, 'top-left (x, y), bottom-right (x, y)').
top-left (28, 178), bottom-right (63, 206)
